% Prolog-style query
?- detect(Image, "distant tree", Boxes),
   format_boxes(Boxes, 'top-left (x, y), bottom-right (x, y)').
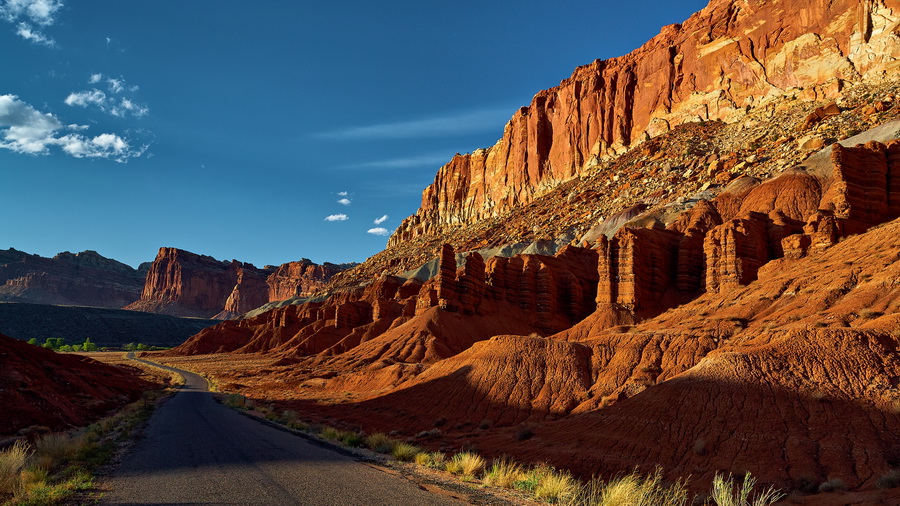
top-left (42, 337), bottom-right (65, 350)
top-left (136, 343), bottom-right (150, 351)
top-left (59, 344), bottom-right (73, 352)
top-left (82, 338), bottom-right (98, 352)
top-left (123, 342), bottom-right (136, 351)
top-left (26, 338), bottom-right (37, 346)
top-left (72, 344), bottom-right (82, 352)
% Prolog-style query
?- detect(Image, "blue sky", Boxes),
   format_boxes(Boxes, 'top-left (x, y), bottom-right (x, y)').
top-left (1, 0), bottom-right (708, 268)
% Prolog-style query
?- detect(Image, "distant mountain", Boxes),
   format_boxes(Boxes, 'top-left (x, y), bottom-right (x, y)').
top-left (0, 248), bottom-right (146, 308)
top-left (125, 247), bottom-right (355, 319)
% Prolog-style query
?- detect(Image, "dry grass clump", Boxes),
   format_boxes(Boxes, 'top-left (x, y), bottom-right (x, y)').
top-left (534, 468), bottom-right (578, 503)
top-left (710, 472), bottom-right (784, 506)
top-left (583, 468), bottom-right (688, 506)
top-left (391, 442), bottom-right (422, 462)
top-left (483, 456), bottom-right (525, 489)
top-left (0, 440), bottom-right (30, 497)
top-left (363, 433), bottom-right (396, 453)
top-left (415, 451), bottom-right (446, 469)
top-left (31, 433), bottom-right (88, 470)
top-left (445, 452), bottom-right (485, 479)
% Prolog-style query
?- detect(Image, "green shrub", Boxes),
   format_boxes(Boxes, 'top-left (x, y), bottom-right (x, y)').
top-left (363, 433), bottom-right (396, 453)
top-left (392, 443), bottom-right (422, 462)
top-left (877, 469), bottom-right (900, 489)
top-left (319, 427), bottom-right (342, 441)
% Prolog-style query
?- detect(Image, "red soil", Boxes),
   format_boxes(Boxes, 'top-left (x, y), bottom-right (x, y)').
top-left (0, 335), bottom-right (154, 436)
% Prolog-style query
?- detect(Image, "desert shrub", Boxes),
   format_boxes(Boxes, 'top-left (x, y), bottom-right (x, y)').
top-left (594, 468), bottom-right (688, 506)
top-left (363, 433), bottom-right (396, 453)
top-left (286, 420), bottom-right (308, 431)
top-left (513, 465), bottom-right (552, 494)
top-left (817, 477), bottom-right (846, 493)
top-left (223, 394), bottom-right (245, 409)
top-left (710, 472), bottom-right (784, 506)
top-left (445, 452), bottom-right (485, 479)
top-left (0, 440), bottom-right (30, 496)
top-left (515, 424), bottom-right (534, 441)
top-left (339, 431), bottom-right (363, 447)
top-left (319, 427), bottom-right (342, 441)
top-left (428, 452), bottom-right (447, 469)
top-left (693, 438), bottom-right (707, 456)
top-left (31, 432), bottom-right (87, 470)
top-left (478, 419), bottom-right (492, 430)
top-left (534, 468), bottom-right (578, 503)
top-left (483, 456), bottom-right (524, 489)
top-left (415, 428), bottom-right (441, 438)
top-left (392, 443), bottom-right (422, 462)
top-left (877, 469), bottom-right (900, 489)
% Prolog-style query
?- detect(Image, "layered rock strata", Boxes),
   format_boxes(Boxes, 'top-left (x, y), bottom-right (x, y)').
top-left (0, 249), bottom-right (146, 308)
top-left (126, 248), bottom-right (349, 319)
top-left (389, 0), bottom-right (900, 246)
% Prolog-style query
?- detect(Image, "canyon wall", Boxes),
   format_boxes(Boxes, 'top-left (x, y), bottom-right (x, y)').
top-left (126, 247), bottom-right (352, 319)
top-left (389, 0), bottom-right (900, 246)
top-left (0, 249), bottom-right (146, 308)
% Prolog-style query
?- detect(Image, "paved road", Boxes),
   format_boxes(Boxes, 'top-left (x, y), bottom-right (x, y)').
top-left (104, 358), bottom-right (462, 505)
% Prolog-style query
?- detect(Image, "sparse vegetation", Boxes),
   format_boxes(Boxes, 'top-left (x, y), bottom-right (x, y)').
top-left (710, 472), bottom-right (784, 506)
top-left (0, 440), bottom-right (29, 497)
top-left (483, 456), bottom-right (525, 488)
top-left (0, 388), bottom-right (166, 505)
top-left (877, 469), bottom-right (900, 489)
top-left (445, 452), bottom-right (485, 479)
top-left (391, 442), bottom-right (421, 462)
top-left (363, 433), bottom-right (396, 453)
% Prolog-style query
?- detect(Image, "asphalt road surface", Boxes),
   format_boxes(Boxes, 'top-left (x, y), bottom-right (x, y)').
top-left (104, 358), bottom-right (462, 505)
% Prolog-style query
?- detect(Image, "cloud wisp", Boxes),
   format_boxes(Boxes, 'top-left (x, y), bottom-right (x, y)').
top-left (342, 152), bottom-right (454, 170)
top-left (0, 0), bottom-right (63, 47)
top-left (0, 94), bottom-right (146, 162)
top-left (367, 227), bottom-right (391, 237)
top-left (373, 215), bottom-right (388, 225)
top-left (337, 198), bottom-right (351, 206)
top-left (64, 74), bottom-right (149, 118)
top-left (315, 106), bottom-right (511, 140)
top-left (324, 214), bottom-right (348, 222)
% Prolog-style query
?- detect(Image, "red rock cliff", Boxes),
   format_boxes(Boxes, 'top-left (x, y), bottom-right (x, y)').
top-left (126, 248), bottom-right (351, 319)
top-left (0, 249), bottom-right (144, 308)
top-left (389, 0), bottom-right (900, 246)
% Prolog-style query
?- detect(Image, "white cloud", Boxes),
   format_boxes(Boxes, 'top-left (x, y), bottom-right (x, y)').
top-left (374, 215), bottom-right (388, 225)
top-left (324, 214), bottom-right (348, 222)
top-left (0, 0), bottom-right (63, 46)
top-left (64, 89), bottom-right (106, 107)
top-left (337, 191), bottom-right (348, 196)
top-left (315, 106), bottom-right (512, 140)
top-left (0, 94), bottom-right (145, 162)
top-left (65, 74), bottom-right (149, 118)
top-left (15, 21), bottom-right (53, 46)
top-left (337, 198), bottom-right (351, 206)
top-left (367, 227), bottom-right (390, 236)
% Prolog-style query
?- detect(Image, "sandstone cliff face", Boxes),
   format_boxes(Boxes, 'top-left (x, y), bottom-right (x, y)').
top-left (170, 244), bottom-right (599, 359)
top-left (267, 260), bottom-right (348, 301)
top-left (126, 248), bottom-right (351, 319)
top-left (0, 249), bottom-right (144, 308)
top-left (389, 0), bottom-right (900, 246)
